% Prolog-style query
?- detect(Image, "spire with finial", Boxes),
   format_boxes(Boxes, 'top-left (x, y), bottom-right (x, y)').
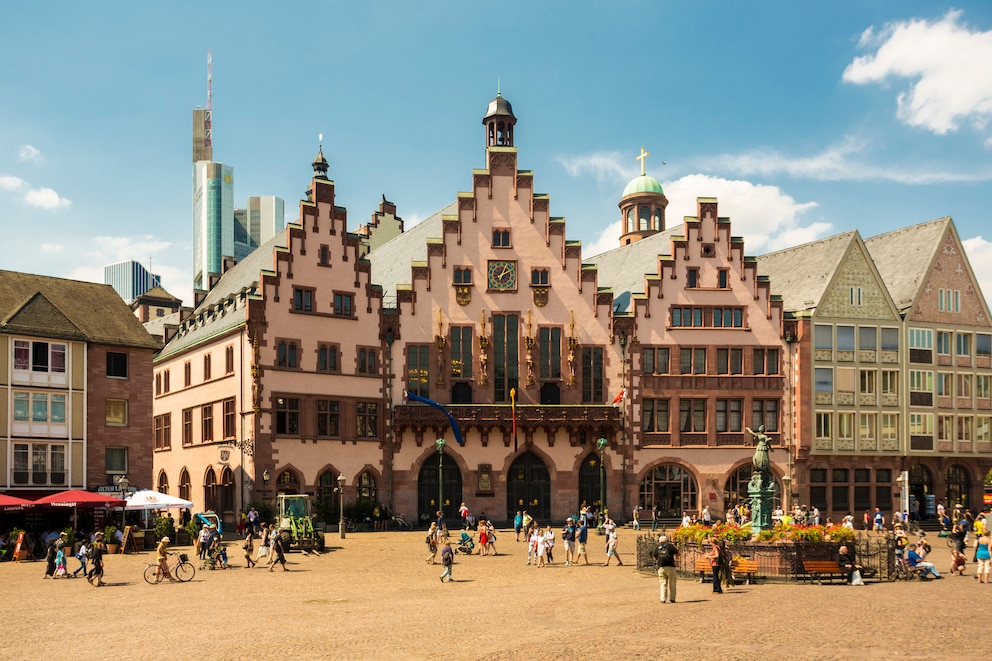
top-left (483, 79), bottom-right (516, 148)
top-left (312, 132), bottom-right (329, 180)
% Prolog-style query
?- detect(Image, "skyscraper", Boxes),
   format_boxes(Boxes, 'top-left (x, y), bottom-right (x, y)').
top-left (103, 259), bottom-right (161, 303)
top-left (191, 52), bottom-right (282, 292)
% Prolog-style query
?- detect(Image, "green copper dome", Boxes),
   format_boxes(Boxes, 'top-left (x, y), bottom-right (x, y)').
top-left (622, 174), bottom-right (664, 198)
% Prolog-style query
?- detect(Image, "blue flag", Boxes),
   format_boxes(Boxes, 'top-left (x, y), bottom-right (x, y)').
top-left (405, 391), bottom-right (466, 446)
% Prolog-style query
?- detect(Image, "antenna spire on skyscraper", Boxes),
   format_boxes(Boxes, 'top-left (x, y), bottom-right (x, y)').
top-left (204, 50), bottom-right (213, 150)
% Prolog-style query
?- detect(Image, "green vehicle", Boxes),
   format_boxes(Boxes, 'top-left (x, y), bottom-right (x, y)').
top-left (277, 494), bottom-right (325, 553)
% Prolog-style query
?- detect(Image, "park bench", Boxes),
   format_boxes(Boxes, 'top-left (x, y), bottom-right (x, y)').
top-left (801, 560), bottom-right (848, 584)
top-left (731, 557), bottom-right (760, 584)
top-left (693, 557), bottom-right (760, 584)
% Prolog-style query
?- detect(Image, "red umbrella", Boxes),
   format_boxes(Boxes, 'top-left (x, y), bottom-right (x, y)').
top-left (0, 493), bottom-right (35, 512)
top-left (34, 490), bottom-right (126, 528)
top-left (34, 490), bottom-right (125, 508)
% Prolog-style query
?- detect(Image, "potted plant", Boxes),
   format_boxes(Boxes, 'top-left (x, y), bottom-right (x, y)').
top-left (9, 527), bottom-right (28, 561)
top-left (103, 524), bottom-right (119, 554)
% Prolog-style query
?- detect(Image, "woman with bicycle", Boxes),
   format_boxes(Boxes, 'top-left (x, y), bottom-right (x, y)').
top-left (155, 536), bottom-right (174, 582)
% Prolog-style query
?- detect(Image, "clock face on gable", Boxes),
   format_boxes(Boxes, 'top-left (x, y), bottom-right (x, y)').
top-left (487, 260), bottom-right (517, 290)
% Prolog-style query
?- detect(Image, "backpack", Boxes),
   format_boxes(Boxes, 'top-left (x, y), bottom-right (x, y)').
top-left (441, 548), bottom-right (453, 566)
top-left (84, 544), bottom-right (95, 560)
top-left (654, 544), bottom-right (672, 565)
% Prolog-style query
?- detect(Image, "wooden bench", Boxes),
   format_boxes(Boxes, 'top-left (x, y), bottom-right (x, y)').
top-left (693, 557), bottom-right (760, 584)
top-left (801, 560), bottom-right (848, 584)
top-left (694, 557), bottom-right (714, 582)
top-left (731, 557), bottom-right (760, 584)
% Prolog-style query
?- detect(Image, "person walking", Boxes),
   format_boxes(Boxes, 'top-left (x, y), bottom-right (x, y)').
top-left (86, 531), bottom-right (106, 587)
top-left (651, 503), bottom-right (661, 532)
top-left (706, 538), bottom-right (723, 593)
top-left (603, 529), bottom-right (623, 566)
top-left (632, 506), bottom-right (641, 531)
top-left (439, 537), bottom-right (454, 582)
top-left (425, 522), bottom-right (439, 564)
top-left (269, 532), bottom-right (289, 571)
top-left (561, 518), bottom-right (577, 566)
top-left (72, 537), bottom-right (88, 578)
top-left (975, 529), bottom-right (991, 583)
top-left (576, 517), bottom-right (590, 565)
top-left (243, 530), bottom-right (256, 569)
top-left (652, 534), bottom-right (678, 603)
top-left (514, 511), bottom-right (523, 542)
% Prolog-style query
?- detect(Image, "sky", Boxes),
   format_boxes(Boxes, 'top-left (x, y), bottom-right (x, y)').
top-left (1, 2), bottom-right (991, 310)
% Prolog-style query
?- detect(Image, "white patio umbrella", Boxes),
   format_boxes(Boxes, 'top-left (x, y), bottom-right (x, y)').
top-left (124, 489), bottom-right (194, 511)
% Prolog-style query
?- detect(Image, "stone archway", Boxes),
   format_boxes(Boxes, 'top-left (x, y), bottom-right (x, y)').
top-left (507, 452), bottom-right (551, 522)
top-left (909, 463), bottom-right (934, 520)
top-left (639, 463), bottom-right (698, 519)
top-left (417, 451), bottom-right (463, 522)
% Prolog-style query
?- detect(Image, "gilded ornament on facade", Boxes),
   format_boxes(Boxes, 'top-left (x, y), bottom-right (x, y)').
top-left (533, 286), bottom-right (549, 307)
top-left (455, 286), bottom-right (471, 306)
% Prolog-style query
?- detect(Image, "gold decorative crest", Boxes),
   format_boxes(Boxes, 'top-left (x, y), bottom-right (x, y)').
top-left (455, 286), bottom-right (472, 306)
top-left (533, 286), bottom-right (549, 307)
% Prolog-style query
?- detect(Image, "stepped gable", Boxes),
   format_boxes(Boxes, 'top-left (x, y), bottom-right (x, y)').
top-left (366, 202), bottom-right (455, 302)
top-left (158, 232), bottom-right (285, 359)
top-left (585, 224), bottom-right (682, 313)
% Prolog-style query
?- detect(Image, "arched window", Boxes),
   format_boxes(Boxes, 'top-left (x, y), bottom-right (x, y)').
top-left (157, 470), bottom-right (169, 495)
top-left (204, 467), bottom-right (217, 512)
top-left (220, 466), bottom-right (235, 513)
top-left (356, 471), bottom-right (377, 502)
top-left (639, 463), bottom-right (698, 519)
top-left (654, 208), bottom-right (663, 230)
top-left (945, 464), bottom-right (970, 508)
top-left (625, 209), bottom-right (634, 234)
top-left (639, 205), bottom-right (650, 231)
top-left (317, 470), bottom-right (338, 505)
top-left (277, 469), bottom-right (302, 495)
top-left (179, 468), bottom-right (191, 502)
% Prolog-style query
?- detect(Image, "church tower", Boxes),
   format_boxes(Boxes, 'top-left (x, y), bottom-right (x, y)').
top-left (482, 87), bottom-right (517, 169)
top-left (618, 147), bottom-right (668, 246)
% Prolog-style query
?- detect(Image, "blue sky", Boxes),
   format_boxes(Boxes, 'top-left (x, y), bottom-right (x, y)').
top-left (2, 2), bottom-right (991, 308)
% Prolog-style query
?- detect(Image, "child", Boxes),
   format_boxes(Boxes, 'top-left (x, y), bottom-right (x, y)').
top-left (73, 540), bottom-right (88, 578)
top-left (243, 530), bottom-right (255, 569)
top-left (54, 546), bottom-right (67, 579)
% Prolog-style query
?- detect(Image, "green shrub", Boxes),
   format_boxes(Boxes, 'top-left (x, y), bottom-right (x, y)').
top-left (154, 516), bottom-right (173, 540)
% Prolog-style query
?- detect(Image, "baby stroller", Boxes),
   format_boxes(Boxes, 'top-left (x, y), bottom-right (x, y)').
top-left (456, 532), bottom-right (475, 555)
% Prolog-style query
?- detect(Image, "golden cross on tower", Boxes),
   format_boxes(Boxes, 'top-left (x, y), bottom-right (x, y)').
top-left (636, 146), bottom-right (650, 176)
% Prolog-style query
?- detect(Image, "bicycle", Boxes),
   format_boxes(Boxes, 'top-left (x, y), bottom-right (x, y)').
top-left (391, 514), bottom-right (414, 530)
top-left (143, 552), bottom-right (195, 584)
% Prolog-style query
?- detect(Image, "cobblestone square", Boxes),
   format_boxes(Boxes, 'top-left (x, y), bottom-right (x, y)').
top-left (1, 530), bottom-right (983, 661)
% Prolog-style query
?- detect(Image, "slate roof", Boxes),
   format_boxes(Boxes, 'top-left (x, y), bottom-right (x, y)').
top-left (367, 201), bottom-right (456, 303)
top-left (138, 285), bottom-right (182, 304)
top-left (754, 231), bottom-right (858, 315)
top-left (583, 225), bottom-right (682, 313)
top-left (864, 217), bottom-right (951, 314)
top-left (157, 231), bottom-right (286, 360)
top-left (0, 270), bottom-right (159, 349)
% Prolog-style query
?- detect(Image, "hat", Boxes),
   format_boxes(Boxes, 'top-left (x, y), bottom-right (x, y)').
top-left (59, 531), bottom-right (67, 537)
top-left (161, 536), bottom-right (170, 543)
top-left (894, 523), bottom-right (903, 528)
top-left (95, 531), bottom-right (104, 539)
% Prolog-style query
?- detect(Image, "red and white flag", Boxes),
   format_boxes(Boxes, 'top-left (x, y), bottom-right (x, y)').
top-left (612, 387), bottom-right (626, 405)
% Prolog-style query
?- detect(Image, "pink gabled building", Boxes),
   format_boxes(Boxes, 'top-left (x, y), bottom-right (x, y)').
top-left (152, 148), bottom-right (387, 525)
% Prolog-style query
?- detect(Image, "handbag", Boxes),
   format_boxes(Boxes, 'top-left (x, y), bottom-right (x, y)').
top-left (850, 569), bottom-right (863, 585)
top-left (258, 546), bottom-right (269, 557)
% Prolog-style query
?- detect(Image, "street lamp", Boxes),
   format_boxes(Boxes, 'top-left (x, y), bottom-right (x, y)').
top-left (435, 438), bottom-right (446, 521)
top-left (262, 469), bottom-right (270, 486)
top-left (337, 474), bottom-right (347, 540)
top-left (597, 437), bottom-right (608, 530)
top-left (114, 474), bottom-right (129, 528)
top-left (617, 331), bottom-right (628, 519)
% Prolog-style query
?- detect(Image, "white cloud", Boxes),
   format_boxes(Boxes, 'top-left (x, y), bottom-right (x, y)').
top-left (61, 235), bottom-right (190, 305)
top-left (583, 174), bottom-right (829, 258)
top-left (557, 151), bottom-right (638, 184)
top-left (93, 235), bottom-right (173, 260)
top-left (24, 187), bottom-right (71, 210)
top-left (0, 175), bottom-right (27, 191)
top-left (18, 145), bottom-right (43, 162)
top-left (843, 10), bottom-right (992, 137)
top-left (40, 243), bottom-right (64, 253)
top-left (962, 236), bottom-right (992, 308)
top-left (703, 138), bottom-right (992, 184)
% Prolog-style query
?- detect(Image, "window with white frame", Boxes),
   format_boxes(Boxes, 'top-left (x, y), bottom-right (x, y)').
top-left (860, 413), bottom-right (876, 440)
top-left (938, 415), bottom-right (953, 441)
top-left (859, 370), bottom-right (876, 395)
top-left (882, 370), bottom-right (899, 395)
top-left (937, 372), bottom-right (952, 397)
top-left (957, 373), bottom-right (972, 398)
top-left (956, 333), bottom-right (971, 358)
top-left (881, 414), bottom-right (898, 441)
top-left (106, 447), bottom-right (127, 473)
top-left (815, 412), bottom-right (831, 438)
top-left (909, 370), bottom-right (933, 393)
top-left (977, 375), bottom-right (990, 399)
top-left (850, 287), bottom-right (863, 306)
top-left (977, 416), bottom-right (990, 442)
top-left (957, 416), bottom-right (973, 441)
top-left (12, 442), bottom-right (66, 486)
top-left (909, 413), bottom-right (933, 435)
top-left (815, 367), bottom-right (833, 393)
top-left (837, 412), bottom-right (855, 439)
top-left (936, 331), bottom-right (951, 355)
